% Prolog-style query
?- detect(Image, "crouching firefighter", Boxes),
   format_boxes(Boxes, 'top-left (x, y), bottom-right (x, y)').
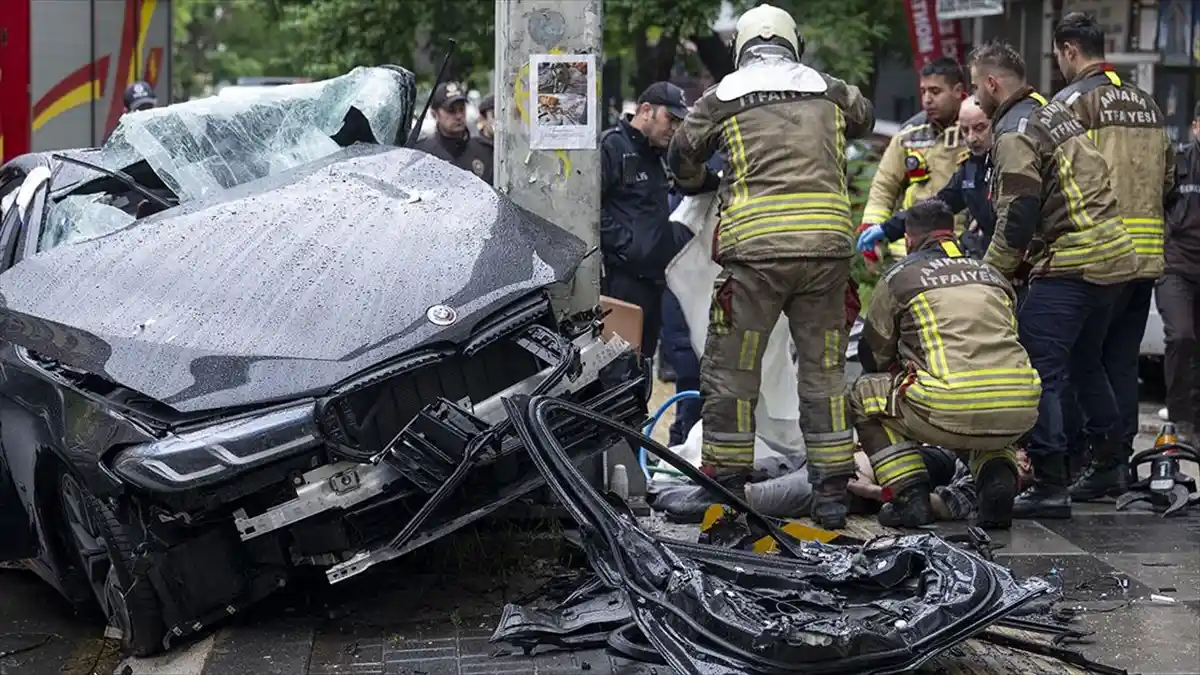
top-left (667, 2), bottom-right (874, 529)
top-left (851, 199), bottom-right (1041, 529)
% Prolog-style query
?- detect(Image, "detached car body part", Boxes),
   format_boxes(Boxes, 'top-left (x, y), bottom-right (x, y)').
top-left (0, 66), bottom-right (649, 655)
top-left (504, 395), bottom-right (1056, 674)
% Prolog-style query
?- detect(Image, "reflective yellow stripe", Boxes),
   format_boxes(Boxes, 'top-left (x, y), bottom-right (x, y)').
top-left (940, 241), bottom-right (962, 257)
top-left (1126, 218), bottom-right (1165, 256)
top-left (722, 193), bottom-right (850, 220)
top-left (1030, 92), bottom-right (1048, 105)
top-left (822, 330), bottom-right (842, 370)
top-left (888, 239), bottom-right (907, 258)
top-left (874, 452), bottom-right (927, 487)
top-left (831, 393), bottom-right (847, 432)
top-left (883, 426), bottom-right (901, 444)
top-left (907, 382), bottom-right (1041, 411)
top-left (723, 116), bottom-right (750, 204)
top-left (737, 330), bottom-right (761, 371)
top-left (864, 206), bottom-right (893, 223)
top-left (736, 399), bottom-right (754, 433)
top-left (807, 441), bottom-right (855, 464)
top-left (1055, 148), bottom-right (1096, 232)
top-left (1103, 71), bottom-right (1122, 87)
top-left (702, 441), bottom-right (755, 459)
top-left (969, 446), bottom-right (1017, 477)
top-left (862, 395), bottom-right (888, 415)
top-left (925, 368), bottom-right (1042, 389)
top-left (718, 214), bottom-right (853, 247)
top-left (910, 294), bottom-right (949, 377)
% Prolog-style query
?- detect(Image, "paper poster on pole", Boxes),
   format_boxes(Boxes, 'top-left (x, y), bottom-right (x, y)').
top-left (530, 53), bottom-right (598, 150)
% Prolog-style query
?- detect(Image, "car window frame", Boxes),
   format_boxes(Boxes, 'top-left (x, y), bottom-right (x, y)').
top-left (10, 166), bottom-right (52, 268)
top-left (0, 166), bottom-right (30, 272)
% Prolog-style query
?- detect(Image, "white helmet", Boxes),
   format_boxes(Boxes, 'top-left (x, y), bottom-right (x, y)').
top-left (733, 4), bottom-right (801, 64)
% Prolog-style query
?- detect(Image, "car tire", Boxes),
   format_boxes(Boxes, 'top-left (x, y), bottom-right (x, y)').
top-left (59, 471), bottom-right (165, 656)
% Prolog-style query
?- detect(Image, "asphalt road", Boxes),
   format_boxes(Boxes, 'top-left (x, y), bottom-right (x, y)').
top-left (3, 394), bottom-right (1199, 675)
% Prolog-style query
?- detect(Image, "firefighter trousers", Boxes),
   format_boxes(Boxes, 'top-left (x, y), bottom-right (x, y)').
top-left (850, 373), bottom-right (1020, 491)
top-left (700, 258), bottom-right (853, 481)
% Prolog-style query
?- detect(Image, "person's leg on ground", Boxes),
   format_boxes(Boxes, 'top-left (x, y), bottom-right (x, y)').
top-left (1158, 274), bottom-right (1199, 441)
top-left (1014, 278), bottom-right (1101, 519)
top-left (699, 263), bottom-right (786, 484)
top-left (1073, 280), bottom-right (1152, 500)
top-left (785, 259), bottom-right (856, 529)
top-left (848, 374), bottom-right (935, 527)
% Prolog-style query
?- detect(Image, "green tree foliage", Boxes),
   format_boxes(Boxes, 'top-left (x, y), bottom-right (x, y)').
top-left (173, 0), bottom-right (909, 97)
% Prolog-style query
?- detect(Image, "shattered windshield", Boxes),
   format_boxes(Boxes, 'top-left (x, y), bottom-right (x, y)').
top-left (40, 66), bottom-right (416, 251)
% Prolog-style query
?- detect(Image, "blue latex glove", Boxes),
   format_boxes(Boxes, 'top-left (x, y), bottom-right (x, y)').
top-left (856, 224), bottom-right (886, 253)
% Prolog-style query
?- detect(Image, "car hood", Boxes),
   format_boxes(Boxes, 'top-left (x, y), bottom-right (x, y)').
top-left (0, 144), bottom-right (587, 413)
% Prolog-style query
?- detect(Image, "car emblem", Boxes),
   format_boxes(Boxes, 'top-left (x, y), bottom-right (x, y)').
top-left (426, 305), bottom-right (458, 326)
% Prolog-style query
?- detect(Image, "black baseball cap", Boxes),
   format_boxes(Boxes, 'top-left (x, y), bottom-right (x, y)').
top-left (637, 82), bottom-right (690, 120)
top-left (431, 82), bottom-right (469, 110)
top-left (124, 81), bottom-right (157, 111)
top-left (479, 93), bottom-right (495, 116)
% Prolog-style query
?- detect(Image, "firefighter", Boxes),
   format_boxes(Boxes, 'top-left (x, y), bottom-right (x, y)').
top-left (861, 57), bottom-right (969, 262)
top-left (1050, 13), bottom-right (1175, 501)
top-left (851, 199), bottom-right (1039, 528)
top-left (667, 2), bottom-right (874, 529)
top-left (969, 42), bottom-right (1137, 519)
top-left (859, 96), bottom-right (997, 258)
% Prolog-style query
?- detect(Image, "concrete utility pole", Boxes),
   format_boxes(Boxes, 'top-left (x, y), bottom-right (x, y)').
top-left (495, 0), bottom-right (603, 315)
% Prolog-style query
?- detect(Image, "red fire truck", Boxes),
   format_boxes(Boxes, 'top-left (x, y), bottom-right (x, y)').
top-left (0, 0), bottom-right (173, 163)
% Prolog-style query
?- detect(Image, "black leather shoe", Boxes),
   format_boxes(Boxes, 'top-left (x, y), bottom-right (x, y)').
top-left (1012, 483), bottom-right (1071, 519)
top-left (877, 484), bottom-right (935, 528)
top-left (1069, 462), bottom-right (1129, 502)
top-left (975, 460), bottom-right (1018, 530)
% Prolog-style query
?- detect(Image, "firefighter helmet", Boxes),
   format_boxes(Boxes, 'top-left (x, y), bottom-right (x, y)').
top-left (733, 4), bottom-right (802, 65)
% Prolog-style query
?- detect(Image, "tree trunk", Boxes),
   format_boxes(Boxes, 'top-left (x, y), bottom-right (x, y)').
top-left (633, 31), bottom-right (680, 94)
top-left (691, 31), bottom-right (734, 81)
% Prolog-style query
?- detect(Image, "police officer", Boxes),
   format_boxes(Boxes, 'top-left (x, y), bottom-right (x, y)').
top-left (858, 96), bottom-right (996, 258)
top-left (1158, 103), bottom-right (1200, 445)
top-left (600, 81), bottom-right (692, 360)
top-left (862, 57), bottom-right (969, 262)
top-left (851, 199), bottom-right (1039, 528)
top-left (1051, 13), bottom-right (1175, 501)
top-left (969, 42), bottom-right (1137, 519)
top-left (124, 81), bottom-right (157, 114)
top-left (414, 82), bottom-right (493, 184)
top-left (668, 3), bottom-right (873, 529)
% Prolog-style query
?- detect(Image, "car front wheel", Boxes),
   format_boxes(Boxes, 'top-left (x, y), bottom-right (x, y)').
top-left (59, 470), bottom-right (165, 656)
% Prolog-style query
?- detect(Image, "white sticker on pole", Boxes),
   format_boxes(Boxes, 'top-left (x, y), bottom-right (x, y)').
top-left (936, 0), bottom-right (1005, 20)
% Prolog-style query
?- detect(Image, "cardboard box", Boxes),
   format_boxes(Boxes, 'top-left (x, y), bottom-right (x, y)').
top-left (599, 295), bottom-right (643, 353)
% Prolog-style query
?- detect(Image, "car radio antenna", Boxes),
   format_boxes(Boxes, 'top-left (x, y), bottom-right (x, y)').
top-left (406, 39), bottom-right (459, 147)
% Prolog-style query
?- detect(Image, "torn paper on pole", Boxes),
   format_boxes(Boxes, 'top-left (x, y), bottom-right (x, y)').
top-left (665, 192), bottom-right (808, 461)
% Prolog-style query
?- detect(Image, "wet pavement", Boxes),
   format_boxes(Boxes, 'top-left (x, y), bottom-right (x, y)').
top-left (4, 408), bottom-right (1199, 675)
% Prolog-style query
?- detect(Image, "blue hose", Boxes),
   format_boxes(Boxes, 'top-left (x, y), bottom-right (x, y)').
top-left (639, 390), bottom-right (701, 481)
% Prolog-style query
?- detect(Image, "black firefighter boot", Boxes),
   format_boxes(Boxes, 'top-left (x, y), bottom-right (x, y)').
top-left (877, 483), bottom-right (936, 528)
top-left (810, 477), bottom-right (850, 530)
top-left (1013, 453), bottom-right (1072, 519)
top-left (1070, 436), bottom-right (1130, 502)
top-left (972, 450), bottom-right (1019, 530)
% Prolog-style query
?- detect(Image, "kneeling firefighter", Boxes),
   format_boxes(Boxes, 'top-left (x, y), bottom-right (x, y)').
top-left (667, 3), bottom-right (874, 528)
top-left (851, 199), bottom-right (1041, 529)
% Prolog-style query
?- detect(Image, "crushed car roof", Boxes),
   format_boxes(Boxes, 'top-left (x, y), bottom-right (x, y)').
top-left (0, 71), bottom-right (588, 414)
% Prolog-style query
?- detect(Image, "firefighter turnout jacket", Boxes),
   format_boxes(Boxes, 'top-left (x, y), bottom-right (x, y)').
top-left (1053, 64), bottom-right (1174, 279)
top-left (861, 234), bottom-right (1041, 438)
top-left (864, 112), bottom-right (969, 258)
top-left (668, 65), bottom-right (874, 263)
top-left (984, 87), bottom-right (1137, 284)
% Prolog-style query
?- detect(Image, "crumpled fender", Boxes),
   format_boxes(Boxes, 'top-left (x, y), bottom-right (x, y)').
top-left (715, 60), bottom-right (828, 101)
top-left (665, 193), bottom-right (807, 459)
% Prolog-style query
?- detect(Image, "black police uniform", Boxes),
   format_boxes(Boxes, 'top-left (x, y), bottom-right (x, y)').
top-left (880, 153), bottom-right (995, 257)
top-left (600, 115), bottom-right (680, 358)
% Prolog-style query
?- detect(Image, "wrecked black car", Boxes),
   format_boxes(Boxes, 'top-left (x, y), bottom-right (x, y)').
top-left (0, 67), bottom-right (647, 656)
